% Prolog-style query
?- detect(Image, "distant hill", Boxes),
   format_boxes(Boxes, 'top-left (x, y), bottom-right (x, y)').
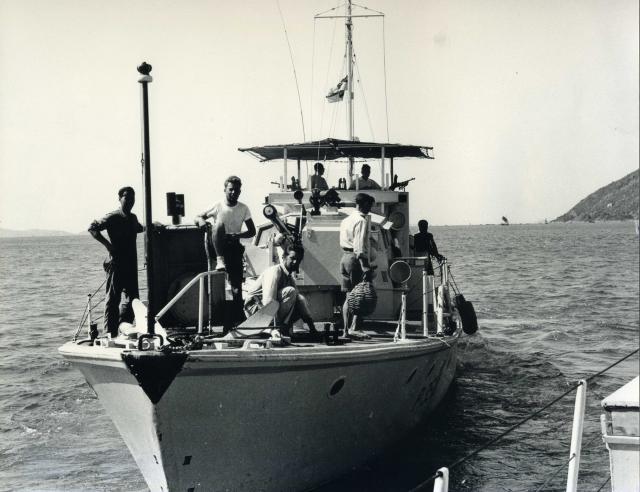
top-left (0, 228), bottom-right (74, 238)
top-left (555, 170), bottom-right (639, 222)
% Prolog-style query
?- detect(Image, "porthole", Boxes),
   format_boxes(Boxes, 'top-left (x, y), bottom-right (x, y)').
top-left (328, 376), bottom-right (346, 397)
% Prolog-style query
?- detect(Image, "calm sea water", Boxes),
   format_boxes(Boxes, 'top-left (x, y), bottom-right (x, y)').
top-left (0, 222), bottom-right (638, 492)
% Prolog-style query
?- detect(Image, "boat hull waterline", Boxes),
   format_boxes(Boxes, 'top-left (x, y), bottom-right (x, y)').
top-left (60, 333), bottom-right (459, 491)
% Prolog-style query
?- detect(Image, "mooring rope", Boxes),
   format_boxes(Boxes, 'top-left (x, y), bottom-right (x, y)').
top-left (407, 348), bottom-right (639, 492)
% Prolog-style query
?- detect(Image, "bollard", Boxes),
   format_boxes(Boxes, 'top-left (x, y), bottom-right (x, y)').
top-left (433, 467), bottom-right (449, 492)
top-left (566, 379), bottom-right (587, 492)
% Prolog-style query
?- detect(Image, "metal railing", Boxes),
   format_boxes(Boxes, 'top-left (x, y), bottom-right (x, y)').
top-left (393, 256), bottom-right (451, 338)
top-left (156, 270), bottom-right (220, 333)
top-left (155, 270), bottom-right (221, 333)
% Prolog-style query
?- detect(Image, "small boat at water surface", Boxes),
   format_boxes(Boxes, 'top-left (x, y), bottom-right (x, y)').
top-left (59, 3), bottom-right (477, 490)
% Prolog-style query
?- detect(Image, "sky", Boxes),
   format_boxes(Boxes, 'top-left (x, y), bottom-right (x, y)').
top-left (0, 0), bottom-right (638, 232)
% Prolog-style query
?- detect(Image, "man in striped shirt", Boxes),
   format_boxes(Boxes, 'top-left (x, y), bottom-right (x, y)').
top-left (339, 193), bottom-right (375, 337)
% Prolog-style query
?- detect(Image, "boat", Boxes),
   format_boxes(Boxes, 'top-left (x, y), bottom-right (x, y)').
top-left (59, 3), bottom-right (477, 490)
top-left (501, 216), bottom-right (510, 226)
top-left (600, 376), bottom-right (639, 492)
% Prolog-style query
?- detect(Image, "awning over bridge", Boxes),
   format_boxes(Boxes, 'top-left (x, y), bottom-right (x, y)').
top-left (238, 138), bottom-right (434, 162)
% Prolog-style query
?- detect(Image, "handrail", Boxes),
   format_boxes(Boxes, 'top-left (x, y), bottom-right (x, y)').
top-left (155, 270), bottom-right (220, 333)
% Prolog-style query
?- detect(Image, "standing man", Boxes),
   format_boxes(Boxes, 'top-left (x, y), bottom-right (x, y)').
top-left (349, 163), bottom-right (381, 190)
top-left (244, 245), bottom-right (317, 336)
top-left (308, 162), bottom-right (329, 190)
top-left (89, 186), bottom-right (144, 337)
top-left (413, 219), bottom-right (444, 274)
top-left (339, 193), bottom-right (375, 337)
top-left (195, 176), bottom-right (256, 328)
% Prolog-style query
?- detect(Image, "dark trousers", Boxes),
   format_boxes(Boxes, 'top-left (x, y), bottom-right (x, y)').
top-left (209, 234), bottom-right (245, 330)
top-left (104, 259), bottom-right (139, 337)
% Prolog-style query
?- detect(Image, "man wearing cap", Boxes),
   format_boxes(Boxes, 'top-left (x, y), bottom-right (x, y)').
top-left (89, 186), bottom-right (144, 337)
top-left (413, 219), bottom-right (444, 274)
top-left (348, 163), bottom-right (381, 190)
top-left (339, 192), bottom-right (375, 337)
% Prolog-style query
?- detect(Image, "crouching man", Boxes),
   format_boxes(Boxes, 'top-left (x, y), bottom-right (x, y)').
top-left (244, 245), bottom-right (317, 336)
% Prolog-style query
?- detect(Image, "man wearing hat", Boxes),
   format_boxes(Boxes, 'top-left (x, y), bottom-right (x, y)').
top-left (339, 192), bottom-right (375, 338)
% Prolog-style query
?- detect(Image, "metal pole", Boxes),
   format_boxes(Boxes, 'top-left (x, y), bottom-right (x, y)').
top-left (433, 467), bottom-right (449, 492)
top-left (87, 294), bottom-right (92, 331)
top-left (346, 0), bottom-right (355, 183)
top-left (381, 146), bottom-right (386, 189)
top-left (436, 286), bottom-right (444, 334)
top-left (283, 147), bottom-right (288, 192)
top-left (400, 292), bottom-right (406, 340)
top-left (198, 276), bottom-right (205, 333)
top-left (422, 265), bottom-right (428, 336)
top-left (566, 380), bottom-right (587, 492)
top-left (138, 62), bottom-right (155, 336)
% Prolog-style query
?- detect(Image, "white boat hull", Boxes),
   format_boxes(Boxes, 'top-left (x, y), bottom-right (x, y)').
top-left (60, 335), bottom-right (458, 491)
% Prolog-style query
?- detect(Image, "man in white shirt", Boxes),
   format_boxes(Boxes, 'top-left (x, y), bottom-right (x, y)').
top-left (195, 176), bottom-right (256, 329)
top-left (339, 192), bottom-right (375, 337)
top-left (244, 245), bottom-right (316, 336)
top-left (348, 163), bottom-right (381, 190)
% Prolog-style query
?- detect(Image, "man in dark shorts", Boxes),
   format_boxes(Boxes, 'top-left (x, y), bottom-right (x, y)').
top-left (195, 176), bottom-right (256, 329)
top-left (413, 219), bottom-right (444, 274)
top-left (89, 186), bottom-right (144, 337)
top-left (339, 192), bottom-right (375, 337)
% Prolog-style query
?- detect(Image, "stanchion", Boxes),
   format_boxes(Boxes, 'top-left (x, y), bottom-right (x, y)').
top-left (422, 264), bottom-right (428, 336)
top-left (566, 379), bottom-right (587, 492)
top-left (433, 467), bottom-right (449, 492)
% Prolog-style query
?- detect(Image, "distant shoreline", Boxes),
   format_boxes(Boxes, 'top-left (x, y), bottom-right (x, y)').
top-left (0, 228), bottom-right (77, 238)
top-left (2, 220), bottom-right (637, 239)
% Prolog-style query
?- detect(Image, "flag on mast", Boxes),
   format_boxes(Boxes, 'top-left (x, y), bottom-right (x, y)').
top-left (326, 76), bottom-right (348, 103)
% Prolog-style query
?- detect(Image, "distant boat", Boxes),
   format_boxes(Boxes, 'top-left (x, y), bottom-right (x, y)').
top-left (501, 216), bottom-right (509, 226)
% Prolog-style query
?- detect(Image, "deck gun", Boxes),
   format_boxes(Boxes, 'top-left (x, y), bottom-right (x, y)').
top-left (389, 175), bottom-right (415, 191)
top-left (263, 190), bottom-right (306, 247)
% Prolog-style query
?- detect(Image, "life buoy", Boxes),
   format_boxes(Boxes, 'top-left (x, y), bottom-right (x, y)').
top-left (455, 294), bottom-right (478, 334)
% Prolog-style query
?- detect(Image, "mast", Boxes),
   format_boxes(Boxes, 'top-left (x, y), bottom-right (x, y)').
top-left (346, 0), bottom-right (355, 183)
top-left (137, 62), bottom-right (156, 335)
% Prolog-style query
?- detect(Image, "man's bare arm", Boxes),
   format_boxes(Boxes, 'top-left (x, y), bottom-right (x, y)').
top-left (88, 226), bottom-right (113, 255)
top-left (235, 218), bottom-right (256, 239)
